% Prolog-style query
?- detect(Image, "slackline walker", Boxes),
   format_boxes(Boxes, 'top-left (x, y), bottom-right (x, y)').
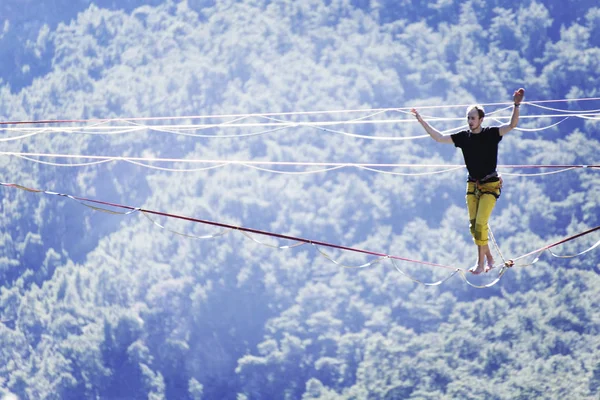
top-left (412, 88), bottom-right (526, 275)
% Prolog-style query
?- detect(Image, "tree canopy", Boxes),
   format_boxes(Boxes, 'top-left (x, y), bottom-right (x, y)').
top-left (0, 0), bottom-right (599, 399)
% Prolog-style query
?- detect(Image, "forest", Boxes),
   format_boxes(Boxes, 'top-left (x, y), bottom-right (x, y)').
top-left (0, 0), bottom-right (599, 399)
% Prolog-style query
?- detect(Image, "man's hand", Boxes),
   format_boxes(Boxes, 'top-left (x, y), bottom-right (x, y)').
top-left (411, 108), bottom-right (453, 144)
top-left (500, 88), bottom-right (524, 136)
top-left (513, 88), bottom-right (525, 105)
top-left (411, 108), bottom-right (423, 122)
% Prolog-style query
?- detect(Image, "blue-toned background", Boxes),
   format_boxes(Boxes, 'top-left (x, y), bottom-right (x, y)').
top-left (1, 1), bottom-right (599, 399)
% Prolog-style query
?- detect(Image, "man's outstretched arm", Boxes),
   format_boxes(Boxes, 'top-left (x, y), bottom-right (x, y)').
top-left (411, 108), bottom-right (454, 144)
top-left (499, 88), bottom-right (525, 136)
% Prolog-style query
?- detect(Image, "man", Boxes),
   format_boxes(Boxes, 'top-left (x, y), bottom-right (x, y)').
top-left (411, 88), bottom-right (525, 274)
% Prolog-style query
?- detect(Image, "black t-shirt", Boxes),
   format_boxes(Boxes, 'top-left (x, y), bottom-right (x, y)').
top-left (451, 127), bottom-right (502, 180)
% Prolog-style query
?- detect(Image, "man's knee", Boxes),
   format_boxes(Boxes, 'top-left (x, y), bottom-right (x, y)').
top-left (474, 223), bottom-right (488, 243)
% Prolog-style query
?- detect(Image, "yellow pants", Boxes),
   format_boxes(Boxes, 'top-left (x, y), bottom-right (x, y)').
top-left (466, 181), bottom-right (502, 246)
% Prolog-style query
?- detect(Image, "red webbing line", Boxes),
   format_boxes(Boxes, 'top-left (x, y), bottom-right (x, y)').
top-left (1, 182), bottom-right (457, 271)
top-left (511, 225), bottom-right (600, 262)
top-left (500, 165), bottom-right (599, 169)
top-left (4, 182), bottom-right (598, 271)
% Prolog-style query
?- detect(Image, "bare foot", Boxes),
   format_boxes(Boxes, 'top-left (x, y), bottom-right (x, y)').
top-left (469, 263), bottom-right (485, 275)
top-left (485, 255), bottom-right (495, 273)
